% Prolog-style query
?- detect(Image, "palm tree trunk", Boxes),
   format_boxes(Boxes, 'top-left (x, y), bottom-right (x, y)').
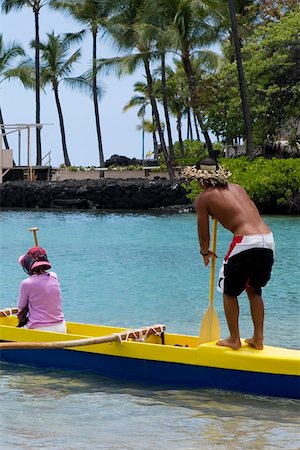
top-left (186, 109), bottom-right (190, 140)
top-left (228, 0), bottom-right (254, 160)
top-left (187, 108), bottom-right (193, 140)
top-left (196, 114), bottom-right (214, 157)
top-left (177, 113), bottom-right (184, 157)
top-left (182, 53), bottom-right (214, 158)
top-left (141, 118), bottom-right (145, 160)
top-left (53, 85), bottom-right (71, 167)
top-left (34, 8), bottom-right (42, 165)
top-left (193, 111), bottom-right (201, 141)
top-left (143, 58), bottom-right (174, 180)
top-left (92, 29), bottom-right (104, 167)
top-left (161, 53), bottom-right (174, 163)
top-left (153, 129), bottom-right (158, 159)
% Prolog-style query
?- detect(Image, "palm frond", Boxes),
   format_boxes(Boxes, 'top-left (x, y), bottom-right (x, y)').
top-left (62, 30), bottom-right (86, 47)
top-left (4, 65), bottom-right (35, 88)
top-left (195, 50), bottom-right (224, 73)
top-left (1, 0), bottom-right (27, 13)
top-left (96, 53), bottom-right (145, 77)
top-left (60, 49), bottom-right (81, 76)
top-left (63, 75), bottom-right (104, 100)
top-left (0, 39), bottom-right (25, 73)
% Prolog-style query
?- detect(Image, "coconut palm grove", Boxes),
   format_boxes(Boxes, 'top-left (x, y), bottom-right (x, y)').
top-left (0, 1), bottom-right (299, 186)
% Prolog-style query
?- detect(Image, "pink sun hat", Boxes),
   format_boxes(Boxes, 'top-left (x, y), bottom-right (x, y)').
top-left (18, 247), bottom-right (51, 274)
top-left (18, 255), bottom-right (25, 266)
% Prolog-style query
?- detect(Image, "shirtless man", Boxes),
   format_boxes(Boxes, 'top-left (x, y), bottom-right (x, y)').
top-left (182, 158), bottom-right (274, 350)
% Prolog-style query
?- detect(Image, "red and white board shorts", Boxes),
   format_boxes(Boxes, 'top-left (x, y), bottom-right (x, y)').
top-left (218, 233), bottom-right (275, 296)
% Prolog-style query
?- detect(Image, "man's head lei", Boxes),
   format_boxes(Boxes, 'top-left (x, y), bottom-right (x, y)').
top-left (181, 158), bottom-right (231, 186)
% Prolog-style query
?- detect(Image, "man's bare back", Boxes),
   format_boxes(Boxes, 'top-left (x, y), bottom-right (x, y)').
top-left (185, 158), bottom-right (274, 351)
top-left (196, 183), bottom-right (271, 236)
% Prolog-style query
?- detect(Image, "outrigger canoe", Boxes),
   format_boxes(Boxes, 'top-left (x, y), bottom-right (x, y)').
top-left (0, 308), bottom-right (299, 399)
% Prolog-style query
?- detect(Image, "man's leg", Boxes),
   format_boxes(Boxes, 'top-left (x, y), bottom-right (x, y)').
top-left (245, 286), bottom-right (264, 350)
top-left (217, 294), bottom-right (241, 350)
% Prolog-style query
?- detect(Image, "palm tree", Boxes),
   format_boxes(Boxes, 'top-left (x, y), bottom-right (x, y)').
top-left (228, 0), bottom-right (254, 159)
top-left (124, 88), bottom-right (148, 161)
top-left (37, 31), bottom-right (82, 166)
top-left (123, 79), bottom-right (161, 160)
top-left (136, 118), bottom-right (159, 160)
top-left (153, 0), bottom-right (222, 159)
top-left (165, 53), bottom-right (223, 155)
top-left (102, 0), bottom-right (175, 179)
top-left (1, 0), bottom-right (48, 165)
top-left (217, 1), bottom-right (257, 62)
top-left (50, 0), bottom-right (112, 167)
top-left (141, 6), bottom-right (175, 164)
top-left (0, 33), bottom-right (25, 149)
top-left (163, 63), bottom-right (187, 156)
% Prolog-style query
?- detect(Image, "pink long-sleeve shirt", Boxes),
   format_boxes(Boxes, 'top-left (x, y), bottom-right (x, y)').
top-left (18, 272), bottom-right (65, 329)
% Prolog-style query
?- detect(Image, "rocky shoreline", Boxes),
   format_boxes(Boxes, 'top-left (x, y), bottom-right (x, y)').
top-left (0, 179), bottom-right (299, 214)
top-left (0, 179), bottom-right (189, 210)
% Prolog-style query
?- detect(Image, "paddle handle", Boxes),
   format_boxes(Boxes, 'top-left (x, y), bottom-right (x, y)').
top-left (209, 219), bottom-right (217, 303)
top-left (30, 227), bottom-right (39, 246)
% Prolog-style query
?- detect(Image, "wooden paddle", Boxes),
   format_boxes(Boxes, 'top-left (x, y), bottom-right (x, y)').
top-left (199, 218), bottom-right (221, 343)
top-left (30, 227), bottom-right (39, 246)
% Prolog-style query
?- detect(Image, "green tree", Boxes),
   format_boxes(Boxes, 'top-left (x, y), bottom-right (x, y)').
top-left (228, 0), bottom-right (254, 159)
top-left (163, 55), bottom-right (222, 154)
top-left (0, 34), bottom-right (25, 149)
top-left (101, 0), bottom-right (175, 179)
top-left (141, 2), bottom-right (176, 163)
top-left (136, 118), bottom-right (159, 159)
top-left (50, 0), bottom-right (112, 167)
top-left (154, 0), bottom-right (222, 158)
top-left (1, 0), bottom-right (48, 165)
top-left (164, 63), bottom-right (187, 156)
top-left (37, 32), bottom-right (82, 166)
top-left (244, 9), bottom-right (300, 143)
top-left (256, 0), bottom-right (299, 22)
top-left (202, 65), bottom-right (244, 144)
top-left (123, 80), bottom-right (160, 160)
top-left (203, 9), bottom-right (300, 147)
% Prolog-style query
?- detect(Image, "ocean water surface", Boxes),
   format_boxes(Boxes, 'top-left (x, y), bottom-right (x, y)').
top-left (0, 210), bottom-right (299, 449)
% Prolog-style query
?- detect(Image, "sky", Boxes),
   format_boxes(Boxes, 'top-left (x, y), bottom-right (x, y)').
top-left (0, 5), bottom-right (200, 168)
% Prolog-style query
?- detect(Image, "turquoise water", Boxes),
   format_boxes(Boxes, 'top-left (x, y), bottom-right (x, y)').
top-left (0, 210), bottom-right (299, 449)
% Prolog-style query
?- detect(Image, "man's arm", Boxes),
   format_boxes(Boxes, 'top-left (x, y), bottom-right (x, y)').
top-left (196, 194), bottom-right (209, 251)
top-left (195, 194), bottom-right (210, 265)
top-left (195, 193), bottom-right (217, 266)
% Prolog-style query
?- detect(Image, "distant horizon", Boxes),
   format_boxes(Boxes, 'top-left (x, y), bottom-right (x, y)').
top-left (1, 6), bottom-right (217, 168)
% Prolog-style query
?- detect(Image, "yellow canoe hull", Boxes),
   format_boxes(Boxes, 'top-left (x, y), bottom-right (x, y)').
top-left (1, 315), bottom-right (299, 399)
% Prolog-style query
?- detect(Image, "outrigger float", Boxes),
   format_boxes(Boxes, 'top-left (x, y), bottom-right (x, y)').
top-left (0, 307), bottom-right (299, 399)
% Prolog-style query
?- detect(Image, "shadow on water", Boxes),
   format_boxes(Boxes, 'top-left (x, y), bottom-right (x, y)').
top-left (1, 362), bottom-right (299, 424)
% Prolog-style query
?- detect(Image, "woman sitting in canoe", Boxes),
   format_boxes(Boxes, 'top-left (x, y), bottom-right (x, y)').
top-left (17, 247), bottom-right (66, 333)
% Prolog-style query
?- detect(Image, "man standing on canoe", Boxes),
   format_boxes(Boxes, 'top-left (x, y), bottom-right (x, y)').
top-left (182, 159), bottom-right (274, 350)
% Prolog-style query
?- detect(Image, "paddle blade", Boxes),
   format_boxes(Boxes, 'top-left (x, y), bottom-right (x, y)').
top-left (199, 304), bottom-right (221, 344)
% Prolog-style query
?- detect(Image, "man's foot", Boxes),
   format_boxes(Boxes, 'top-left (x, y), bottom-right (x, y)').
top-left (245, 337), bottom-right (264, 350)
top-left (216, 337), bottom-right (241, 350)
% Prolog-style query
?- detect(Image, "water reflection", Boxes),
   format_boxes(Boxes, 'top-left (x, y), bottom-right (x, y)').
top-left (1, 363), bottom-right (299, 450)
top-left (2, 363), bottom-right (299, 419)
